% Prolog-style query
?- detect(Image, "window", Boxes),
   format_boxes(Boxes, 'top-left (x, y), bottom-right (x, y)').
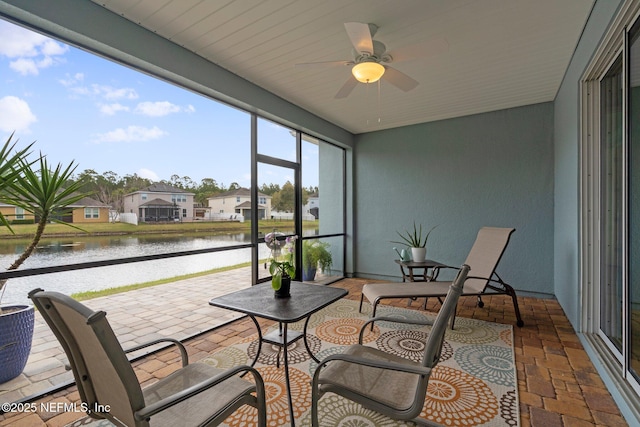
top-left (15, 207), bottom-right (24, 220)
top-left (0, 15), bottom-right (345, 338)
top-left (0, 13), bottom-right (352, 408)
top-left (84, 208), bottom-right (100, 219)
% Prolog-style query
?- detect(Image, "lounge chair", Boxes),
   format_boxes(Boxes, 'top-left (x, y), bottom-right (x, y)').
top-left (360, 227), bottom-right (524, 327)
top-left (311, 264), bottom-right (470, 426)
top-left (29, 289), bottom-right (267, 427)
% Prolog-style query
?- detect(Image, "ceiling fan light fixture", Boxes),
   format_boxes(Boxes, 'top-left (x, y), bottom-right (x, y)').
top-left (352, 61), bottom-right (385, 83)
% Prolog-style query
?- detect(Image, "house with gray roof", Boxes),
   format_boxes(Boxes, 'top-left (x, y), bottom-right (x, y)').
top-left (124, 183), bottom-right (195, 223)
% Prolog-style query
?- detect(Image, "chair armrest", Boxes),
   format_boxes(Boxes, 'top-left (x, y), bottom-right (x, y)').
top-left (479, 273), bottom-right (516, 293)
top-left (314, 352), bottom-right (432, 379)
top-left (125, 338), bottom-right (189, 367)
top-left (135, 364), bottom-right (264, 421)
top-left (359, 316), bottom-right (434, 344)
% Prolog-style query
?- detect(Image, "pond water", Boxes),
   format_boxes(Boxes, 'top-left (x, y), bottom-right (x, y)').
top-left (0, 233), bottom-right (274, 306)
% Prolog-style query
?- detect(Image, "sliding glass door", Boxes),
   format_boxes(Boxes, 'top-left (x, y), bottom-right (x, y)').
top-left (599, 56), bottom-right (623, 356)
top-left (629, 21), bottom-right (640, 381)
top-left (587, 15), bottom-right (640, 393)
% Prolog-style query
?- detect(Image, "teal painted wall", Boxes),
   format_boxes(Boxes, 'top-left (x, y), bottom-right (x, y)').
top-left (353, 103), bottom-right (554, 296)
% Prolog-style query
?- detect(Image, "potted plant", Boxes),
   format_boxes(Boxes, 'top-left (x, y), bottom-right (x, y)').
top-left (265, 233), bottom-right (298, 298)
top-left (302, 240), bottom-right (333, 281)
top-left (391, 222), bottom-right (438, 262)
top-left (0, 135), bottom-right (89, 383)
top-left (0, 134), bottom-right (33, 384)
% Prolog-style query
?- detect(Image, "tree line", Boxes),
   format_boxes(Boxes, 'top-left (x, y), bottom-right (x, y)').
top-left (70, 170), bottom-right (317, 213)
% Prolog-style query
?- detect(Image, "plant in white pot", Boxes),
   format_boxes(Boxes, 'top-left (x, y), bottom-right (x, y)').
top-left (391, 222), bottom-right (438, 263)
top-left (0, 135), bottom-right (89, 383)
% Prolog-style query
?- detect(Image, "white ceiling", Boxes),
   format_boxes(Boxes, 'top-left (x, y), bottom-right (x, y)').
top-left (91, 0), bottom-right (595, 134)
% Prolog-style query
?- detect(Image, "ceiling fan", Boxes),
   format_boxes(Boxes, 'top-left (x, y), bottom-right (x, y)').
top-left (295, 22), bottom-right (448, 99)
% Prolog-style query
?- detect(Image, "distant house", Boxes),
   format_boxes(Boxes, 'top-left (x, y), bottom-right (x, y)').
top-left (0, 195), bottom-right (111, 224)
top-left (207, 187), bottom-right (271, 220)
top-left (67, 196), bottom-right (111, 223)
top-left (305, 192), bottom-right (319, 219)
top-left (0, 202), bottom-right (35, 223)
top-left (124, 183), bottom-right (195, 223)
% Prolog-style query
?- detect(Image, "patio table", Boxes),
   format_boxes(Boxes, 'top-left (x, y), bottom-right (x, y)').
top-left (209, 282), bottom-right (348, 426)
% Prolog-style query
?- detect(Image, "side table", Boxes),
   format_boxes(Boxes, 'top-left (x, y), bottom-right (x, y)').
top-left (395, 259), bottom-right (447, 282)
top-left (395, 259), bottom-right (447, 309)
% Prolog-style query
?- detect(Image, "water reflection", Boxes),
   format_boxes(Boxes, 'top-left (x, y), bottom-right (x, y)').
top-left (0, 233), bottom-right (268, 306)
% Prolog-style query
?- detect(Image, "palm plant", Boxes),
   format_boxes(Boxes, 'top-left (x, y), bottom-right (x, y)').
top-left (0, 134), bottom-right (33, 231)
top-left (0, 152), bottom-right (90, 310)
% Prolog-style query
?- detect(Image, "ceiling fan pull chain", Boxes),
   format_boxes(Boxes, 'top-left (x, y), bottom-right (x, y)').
top-left (377, 80), bottom-right (382, 124)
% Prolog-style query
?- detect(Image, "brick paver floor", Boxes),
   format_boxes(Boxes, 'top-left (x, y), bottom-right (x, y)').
top-left (0, 277), bottom-right (631, 427)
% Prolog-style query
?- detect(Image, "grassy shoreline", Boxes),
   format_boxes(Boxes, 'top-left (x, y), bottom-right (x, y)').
top-left (70, 261), bottom-right (255, 301)
top-left (0, 219), bottom-right (306, 239)
top-left (4, 220), bottom-right (309, 301)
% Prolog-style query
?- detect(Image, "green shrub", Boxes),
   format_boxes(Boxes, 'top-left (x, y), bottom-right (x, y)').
top-left (302, 240), bottom-right (333, 272)
top-left (10, 219), bottom-right (35, 225)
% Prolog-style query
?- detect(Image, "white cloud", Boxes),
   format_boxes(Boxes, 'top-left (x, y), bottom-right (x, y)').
top-left (68, 86), bottom-right (92, 97)
top-left (92, 84), bottom-right (138, 101)
top-left (99, 103), bottom-right (130, 116)
top-left (137, 168), bottom-right (160, 181)
top-left (40, 39), bottom-right (67, 56)
top-left (0, 21), bottom-right (68, 76)
top-left (59, 73), bottom-right (84, 87)
top-left (135, 101), bottom-right (180, 117)
top-left (9, 58), bottom-right (39, 75)
top-left (134, 101), bottom-right (195, 117)
top-left (0, 21), bottom-right (48, 57)
top-left (0, 96), bottom-right (37, 133)
top-left (92, 125), bottom-right (166, 143)
top-left (60, 78), bottom-right (139, 107)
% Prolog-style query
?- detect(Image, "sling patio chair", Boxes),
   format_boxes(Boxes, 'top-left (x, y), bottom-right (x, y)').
top-left (311, 264), bottom-right (470, 426)
top-left (29, 289), bottom-right (267, 427)
top-left (359, 227), bottom-right (524, 328)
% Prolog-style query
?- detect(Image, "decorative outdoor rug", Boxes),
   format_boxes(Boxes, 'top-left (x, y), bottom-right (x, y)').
top-left (67, 299), bottom-right (518, 427)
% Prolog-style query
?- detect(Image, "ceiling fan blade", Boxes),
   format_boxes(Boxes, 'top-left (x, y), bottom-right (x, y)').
top-left (382, 66), bottom-right (419, 92)
top-left (389, 37), bottom-right (449, 63)
top-left (344, 22), bottom-right (374, 55)
top-left (335, 76), bottom-right (359, 99)
top-left (295, 60), bottom-right (353, 68)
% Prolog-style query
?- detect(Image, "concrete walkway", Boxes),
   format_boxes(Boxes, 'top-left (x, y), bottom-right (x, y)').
top-left (0, 266), bottom-right (256, 404)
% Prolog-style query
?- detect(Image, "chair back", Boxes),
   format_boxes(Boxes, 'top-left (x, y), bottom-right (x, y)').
top-left (29, 289), bottom-right (146, 427)
top-left (462, 227), bottom-right (515, 293)
top-left (422, 264), bottom-right (469, 367)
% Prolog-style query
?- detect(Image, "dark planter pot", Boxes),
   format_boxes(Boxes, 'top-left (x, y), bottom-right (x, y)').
top-left (274, 276), bottom-right (291, 298)
top-left (302, 267), bottom-right (317, 281)
top-left (0, 305), bottom-right (35, 383)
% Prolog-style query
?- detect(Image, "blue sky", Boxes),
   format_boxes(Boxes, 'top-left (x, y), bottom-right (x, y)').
top-left (0, 19), bottom-right (318, 189)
